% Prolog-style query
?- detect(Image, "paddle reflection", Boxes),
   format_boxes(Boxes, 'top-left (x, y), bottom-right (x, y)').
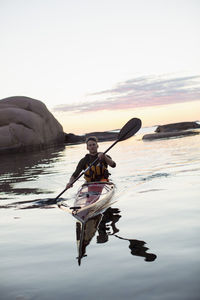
top-left (76, 207), bottom-right (157, 265)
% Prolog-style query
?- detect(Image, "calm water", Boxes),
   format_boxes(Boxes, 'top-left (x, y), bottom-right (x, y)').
top-left (0, 127), bottom-right (200, 300)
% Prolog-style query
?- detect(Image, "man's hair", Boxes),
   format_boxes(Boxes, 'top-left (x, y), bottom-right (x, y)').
top-left (86, 136), bottom-right (98, 144)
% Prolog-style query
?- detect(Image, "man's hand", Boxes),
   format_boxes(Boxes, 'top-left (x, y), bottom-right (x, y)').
top-left (98, 152), bottom-right (116, 168)
top-left (66, 182), bottom-right (73, 189)
top-left (66, 176), bottom-right (75, 189)
top-left (98, 152), bottom-right (105, 161)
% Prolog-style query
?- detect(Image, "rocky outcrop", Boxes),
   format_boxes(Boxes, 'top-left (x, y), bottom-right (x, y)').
top-left (0, 96), bottom-right (65, 153)
top-left (65, 133), bottom-right (85, 144)
top-left (143, 121), bottom-right (200, 140)
top-left (65, 131), bottom-right (118, 144)
top-left (85, 131), bottom-right (118, 142)
top-left (155, 122), bottom-right (200, 133)
top-left (143, 130), bottom-right (199, 140)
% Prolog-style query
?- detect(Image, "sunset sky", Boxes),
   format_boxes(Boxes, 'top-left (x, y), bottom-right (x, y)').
top-left (0, 0), bottom-right (199, 134)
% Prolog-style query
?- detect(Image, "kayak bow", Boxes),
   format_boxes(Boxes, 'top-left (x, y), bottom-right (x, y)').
top-left (59, 181), bottom-right (116, 223)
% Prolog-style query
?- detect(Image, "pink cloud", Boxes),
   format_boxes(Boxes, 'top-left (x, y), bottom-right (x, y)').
top-left (53, 74), bottom-right (200, 113)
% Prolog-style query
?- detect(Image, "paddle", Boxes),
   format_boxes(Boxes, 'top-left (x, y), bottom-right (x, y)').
top-left (55, 118), bottom-right (142, 201)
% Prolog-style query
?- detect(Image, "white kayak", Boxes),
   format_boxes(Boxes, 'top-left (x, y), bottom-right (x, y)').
top-left (59, 181), bottom-right (116, 223)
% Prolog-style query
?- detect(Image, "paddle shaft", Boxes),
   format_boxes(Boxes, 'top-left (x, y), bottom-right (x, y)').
top-left (55, 118), bottom-right (141, 201)
top-left (54, 139), bottom-right (119, 201)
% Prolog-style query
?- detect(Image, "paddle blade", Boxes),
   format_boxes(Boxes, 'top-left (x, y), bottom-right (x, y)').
top-left (118, 118), bottom-right (142, 141)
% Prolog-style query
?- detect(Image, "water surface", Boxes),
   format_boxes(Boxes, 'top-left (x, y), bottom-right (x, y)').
top-left (0, 128), bottom-right (200, 300)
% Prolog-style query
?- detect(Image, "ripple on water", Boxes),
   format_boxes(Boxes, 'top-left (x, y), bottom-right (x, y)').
top-left (0, 134), bottom-right (200, 300)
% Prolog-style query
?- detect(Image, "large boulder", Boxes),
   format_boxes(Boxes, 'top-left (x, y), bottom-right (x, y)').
top-left (0, 96), bottom-right (65, 153)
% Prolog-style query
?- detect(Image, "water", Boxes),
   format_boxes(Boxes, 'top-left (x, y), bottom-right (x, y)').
top-left (0, 127), bottom-right (200, 300)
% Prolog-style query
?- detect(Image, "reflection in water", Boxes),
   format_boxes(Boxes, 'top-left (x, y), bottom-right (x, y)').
top-left (0, 197), bottom-right (59, 209)
top-left (97, 207), bottom-right (121, 242)
top-left (0, 146), bottom-right (65, 197)
top-left (114, 235), bottom-right (157, 262)
top-left (0, 145), bottom-right (157, 265)
top-left (76, 214), bottom-right (102, 265)
top-left (75, 207), bottom-right (157, 265)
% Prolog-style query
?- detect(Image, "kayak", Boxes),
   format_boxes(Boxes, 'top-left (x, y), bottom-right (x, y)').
top-left (59, 181), bottom-right (116, 223)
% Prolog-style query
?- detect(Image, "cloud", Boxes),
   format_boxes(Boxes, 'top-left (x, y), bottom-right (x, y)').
top-left (53, 74), bottom-right (200, 113)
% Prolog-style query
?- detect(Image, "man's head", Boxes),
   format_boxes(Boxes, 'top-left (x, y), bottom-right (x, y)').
top-left (86, 136), bottom-right (98, 155)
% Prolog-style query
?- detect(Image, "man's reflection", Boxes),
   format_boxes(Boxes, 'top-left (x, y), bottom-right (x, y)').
top-left (97, 207), bottom-right (121, 243)
top-left (76, 207), bottom-right (157, 265)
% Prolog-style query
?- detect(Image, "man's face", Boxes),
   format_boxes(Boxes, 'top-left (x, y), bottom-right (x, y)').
top-left (87, 140), bottom-right (98, 155)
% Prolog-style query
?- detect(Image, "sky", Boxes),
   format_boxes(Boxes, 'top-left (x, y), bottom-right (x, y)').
top-left (0, 0), bottom-right (200, 134)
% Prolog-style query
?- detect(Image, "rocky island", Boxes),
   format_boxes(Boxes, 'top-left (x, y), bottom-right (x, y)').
top-left (142, 121), bottom-right (200, 140)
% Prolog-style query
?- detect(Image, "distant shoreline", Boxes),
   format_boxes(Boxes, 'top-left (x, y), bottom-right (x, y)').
top-left (65, 121), bottom-right (200, 144)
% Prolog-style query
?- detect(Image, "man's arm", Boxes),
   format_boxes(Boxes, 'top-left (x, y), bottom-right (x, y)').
top-left (98, 153), bottom-right (116, 168)
top-left (66, 158), bottom-right (85, 189)
top-left (66, 175), bottom-right (76, 189)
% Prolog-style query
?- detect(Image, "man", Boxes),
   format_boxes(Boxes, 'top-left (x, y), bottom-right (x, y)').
top-left (66, 136), bottom-right (116, 189)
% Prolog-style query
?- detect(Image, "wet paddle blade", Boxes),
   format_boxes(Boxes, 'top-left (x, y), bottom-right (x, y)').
top-left (118, 118), bottom-right (142, 141)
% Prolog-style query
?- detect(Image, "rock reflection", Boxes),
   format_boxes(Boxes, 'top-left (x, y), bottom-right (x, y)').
top-left (76, 207), bottom-right (157, 265)
top-left (0, 145), bottom-right (65, 197)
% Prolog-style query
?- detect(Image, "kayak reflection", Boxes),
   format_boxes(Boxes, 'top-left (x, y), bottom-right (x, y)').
top-left (75, 207), bottom-right (157, 265)
top-left (76, 214), bottom-right (102, 266)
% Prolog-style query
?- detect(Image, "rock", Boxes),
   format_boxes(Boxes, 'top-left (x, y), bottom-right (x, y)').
top-left (85, 131), bottom-right (118, 142)
top-left (142, 121), bottom-right (200, 140)
top-left (0, 96), bottom-right (65, 153)
top-left (65, 133), bottom-right (85, 144)
top-left (64, 131), bottom-right (118, 144)
top-left (155, 121), bottom-right (200, 133)
top-left (143, 130), bottom-right (200, 140)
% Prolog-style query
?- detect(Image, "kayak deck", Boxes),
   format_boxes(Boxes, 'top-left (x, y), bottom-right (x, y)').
top-left (76, 182), bottom-right (114, 206)
top-left (59, 181), bottom-right (115, 223)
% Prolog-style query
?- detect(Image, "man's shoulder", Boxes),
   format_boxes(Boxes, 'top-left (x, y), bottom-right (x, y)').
top-left (84, 154), bottom-right (91, 160)
top-left (79, 154), bottom-right (91, 163)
